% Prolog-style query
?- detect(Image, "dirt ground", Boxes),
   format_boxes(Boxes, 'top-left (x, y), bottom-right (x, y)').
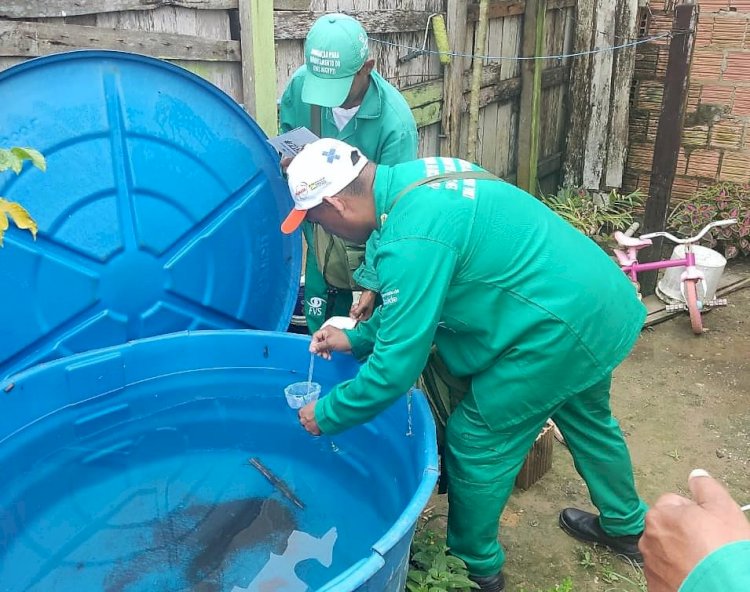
top-left (427, 261), bottom-right (750, 592)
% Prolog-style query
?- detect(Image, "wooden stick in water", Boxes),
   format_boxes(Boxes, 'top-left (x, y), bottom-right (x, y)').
top-left (248, 457), bottom-right (305, 510)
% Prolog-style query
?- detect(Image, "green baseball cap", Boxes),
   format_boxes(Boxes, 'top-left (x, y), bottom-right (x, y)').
top-left (302, 13), bottom-right (369, 108)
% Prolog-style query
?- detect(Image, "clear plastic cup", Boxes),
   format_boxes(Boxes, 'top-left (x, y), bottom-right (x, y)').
top-left (284, 381), bottom-right (321, 409)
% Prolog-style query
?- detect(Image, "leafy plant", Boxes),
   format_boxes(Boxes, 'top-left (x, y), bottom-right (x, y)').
top-left (668, 181), bottom-right (750, 259)
top-left (540, 187), bottom-right (645, 240)
top-left (0, 147), bottom-right (45, 246)
top-left (406, 528), bottom-right (479, 592)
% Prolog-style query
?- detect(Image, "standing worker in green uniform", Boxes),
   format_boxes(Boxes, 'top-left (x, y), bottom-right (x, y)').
top-left (281, 138), bottom-right (649, 592)
top-left (278, 13), bottom-right (418, 333)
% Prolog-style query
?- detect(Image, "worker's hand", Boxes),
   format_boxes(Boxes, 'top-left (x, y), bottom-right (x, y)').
top-left (298, 400), bottom-right (321, 436)
top-left (350, 290), bottom-right (377, 321)
top-left (280, 156), bottom-right (293, 174)
top-left (639, 469), bottom-right (750, 592)
top-left (309, 326), bottom-right (352, 360)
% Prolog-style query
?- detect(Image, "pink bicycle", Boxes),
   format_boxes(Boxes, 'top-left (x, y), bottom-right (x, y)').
top-left (613, 218), bottom-right (737, 335)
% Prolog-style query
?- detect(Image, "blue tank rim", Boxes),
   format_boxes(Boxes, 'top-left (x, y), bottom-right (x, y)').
top-left (0, 329), bottom-right (439, 591)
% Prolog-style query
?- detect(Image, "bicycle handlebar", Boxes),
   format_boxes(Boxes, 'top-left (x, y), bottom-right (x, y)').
top-left (640, 218), bottom-right (737, 245)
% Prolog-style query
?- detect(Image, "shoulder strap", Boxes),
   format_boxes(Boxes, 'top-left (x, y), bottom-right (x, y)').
top-left (382, 170), bottom-right (500, 225)
top-left (310, 104), bottom-right (322, 137)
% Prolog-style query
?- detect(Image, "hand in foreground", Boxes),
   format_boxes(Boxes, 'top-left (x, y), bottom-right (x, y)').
top-left (280, 156), bottom-right (293, 173)
top-left (309, 326), bottom-right (352, 360)
top-left (639, 469), bottom-right (750, 592)
top-left (298, 400), bottom-right (321, 436)
top-left (350, 290), bottom-right (377, 322)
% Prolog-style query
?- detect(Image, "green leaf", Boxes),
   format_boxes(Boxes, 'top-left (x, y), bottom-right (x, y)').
top-left (446, 574), bottom-right (480, 588)
top-left (408, 570), bottom-right (428, 584)
top-left (433, 551), bottom-right (448, 573)
top-left (0, 149), bottom-right (23, 174)
top-left (10, 147), bottom-right (46, 172)
top-left (0, 149), bottom-right (12, 172)
top-left (444, 556), bottom-right (467, 569)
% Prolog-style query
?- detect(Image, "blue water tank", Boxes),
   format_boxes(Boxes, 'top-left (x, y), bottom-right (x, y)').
top-left (0, 52), bottom-right (438, 591)
top-left (0, 332), bottom-right (438, 591)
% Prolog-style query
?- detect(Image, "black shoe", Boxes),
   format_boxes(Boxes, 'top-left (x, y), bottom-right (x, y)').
top-left (469, 572), bottom-right (505, 592)
top-left (559, 508), bottom-right (643, 565)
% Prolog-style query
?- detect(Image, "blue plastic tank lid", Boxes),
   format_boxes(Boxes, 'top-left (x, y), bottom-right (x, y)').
top-left (0, 50), bottom-right (301, 379)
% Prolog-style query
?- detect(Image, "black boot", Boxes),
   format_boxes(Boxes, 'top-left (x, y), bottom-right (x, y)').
top-left (559, 508), bottom-right (643, 565)
top-left (469, 572), bottom-right (505, 592)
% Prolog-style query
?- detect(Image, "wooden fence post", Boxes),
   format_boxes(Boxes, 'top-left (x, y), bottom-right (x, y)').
top-left (639, 1), bottom-right (698, 295)
top-left (239, 0), bottom-right (278, 135)
top-left (467, 0), bottom-right (489, 163)
top-left (605, 0), bottom-right (639, 188)
top-left (441, 0), bottom-right (469, 157)
top-left (517, 0), bottom-right (546, 195)
top-left (561, 0), bottom-right (594, 188)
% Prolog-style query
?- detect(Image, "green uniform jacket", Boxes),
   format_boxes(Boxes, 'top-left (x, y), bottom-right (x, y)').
top-left (315, 157), bottom-right (646, 434)
top-left (279, 66), bottom-right (418, 332)
top-left (679, 541), bottom-right (750, 591)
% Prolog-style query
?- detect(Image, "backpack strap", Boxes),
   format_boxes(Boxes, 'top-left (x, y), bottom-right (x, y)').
top-left (381, 170), bottom-right (500, 225)
top-left (310, 104), bottom-right (322, 137)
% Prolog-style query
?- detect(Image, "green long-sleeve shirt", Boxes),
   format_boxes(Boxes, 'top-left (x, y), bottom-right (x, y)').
top-left (279, 66), bottom-right (418, 331)
top-left (315, 157), bottom-right (646, 434)
top-left (679, 541), bottom-right (750, 591)
top-left (279, 66), bottom-right (418, 167)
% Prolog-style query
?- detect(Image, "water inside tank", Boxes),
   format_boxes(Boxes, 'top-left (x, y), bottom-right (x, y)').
top-left (0, 378), bottom-right (396, 591)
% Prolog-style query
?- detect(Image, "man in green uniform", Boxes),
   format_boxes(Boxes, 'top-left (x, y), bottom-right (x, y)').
top-left (640, 469), bottom-right (750, 592)
top-left (278, 13), bottom-right (418, 332)
top-left (281, 138), bottom-right (648, 592)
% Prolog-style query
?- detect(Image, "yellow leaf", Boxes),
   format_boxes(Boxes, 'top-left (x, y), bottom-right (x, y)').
top-left (0, 198), bottom-right (38, 240)
top-left (0, 206), bottom-right (8, 247)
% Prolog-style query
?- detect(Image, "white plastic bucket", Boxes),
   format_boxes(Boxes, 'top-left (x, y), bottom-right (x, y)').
top-left (656, 244), bottom-right (727, 304)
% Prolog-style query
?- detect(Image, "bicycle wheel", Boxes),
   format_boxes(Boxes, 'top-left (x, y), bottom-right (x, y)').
top-left (684, 279), bottom-right (703, 335)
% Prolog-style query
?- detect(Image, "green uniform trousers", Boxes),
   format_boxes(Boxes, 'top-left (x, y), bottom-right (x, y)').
top-left (445, 374), bottom-right (647, 577)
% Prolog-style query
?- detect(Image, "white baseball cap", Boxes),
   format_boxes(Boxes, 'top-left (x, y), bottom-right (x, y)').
top-left (281, 138), bottom-right (368, 234)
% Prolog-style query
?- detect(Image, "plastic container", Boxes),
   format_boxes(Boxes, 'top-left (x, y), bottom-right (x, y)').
top-left (285, 380), bottom-right (322, 409)
top-left (0, 332), bottom-right (438, 592)
top-left (656, 244), bottom-right (727, 304)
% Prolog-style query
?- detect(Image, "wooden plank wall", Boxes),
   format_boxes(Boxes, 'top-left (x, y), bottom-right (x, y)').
top-left (0, 0), bottom-right (577, 186)
top-left (461, 0), bottom-right (575, 188)
top-left (0, 1), bottom-right (244, 101)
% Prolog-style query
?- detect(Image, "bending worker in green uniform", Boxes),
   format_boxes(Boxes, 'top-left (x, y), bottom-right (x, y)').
top-left (281, 138), bottom-right (648, 592)
top-left (279, 12), bottom-right (418, 332)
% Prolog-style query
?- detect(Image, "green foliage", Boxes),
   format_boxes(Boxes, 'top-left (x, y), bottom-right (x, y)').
top-left (406, 528), bottom-right (479, 592)
top-left (668, 181), bottom-right (750, 259)
top-left (575, 546), bottom-right (646, 591)
top-left (0, 147), bottom-right (45, 246)
top-left (539, 187), bottom-right (645, 240)
top-left (519, 577), bottom-right (574, 592)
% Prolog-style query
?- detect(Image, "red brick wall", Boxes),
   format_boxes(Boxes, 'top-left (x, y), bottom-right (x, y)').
top-left (624, 2), bottom-right (750, 200)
